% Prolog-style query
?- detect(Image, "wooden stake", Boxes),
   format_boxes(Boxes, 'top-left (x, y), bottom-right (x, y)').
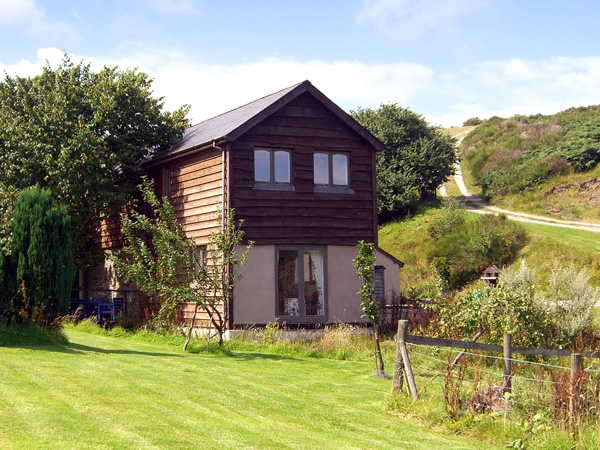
top-left (503, 333), bottom-right (512, 395)
top-left (391, 320), bottom-right (405, 394)
top-left (397, 320), bottom-right (418, 400)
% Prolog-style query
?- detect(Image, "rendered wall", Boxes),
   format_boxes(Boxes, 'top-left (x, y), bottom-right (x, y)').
top-left (233, 244), bottom-right (401, 326)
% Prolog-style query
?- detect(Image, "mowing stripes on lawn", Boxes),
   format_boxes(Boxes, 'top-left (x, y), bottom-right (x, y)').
top-left (0, 329), bottom-right (502, 450)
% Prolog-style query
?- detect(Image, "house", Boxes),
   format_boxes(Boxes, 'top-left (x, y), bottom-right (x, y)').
top-left (85, 80), bottom-right (402, 328)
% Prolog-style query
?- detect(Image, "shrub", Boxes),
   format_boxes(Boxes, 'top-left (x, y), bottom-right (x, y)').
top-left (427, 198), bottom-right (465, 240)
top-left (428, 214), bottom-right (528, 289)
top-left (463, 117), bottom-right (483, 126)
top-left (10, 188), bottom-right (75, 326)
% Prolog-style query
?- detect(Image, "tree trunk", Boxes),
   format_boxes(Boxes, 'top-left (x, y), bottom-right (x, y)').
top-left (183, 302), bottom-right (199, 351)
top-left (374, 324), bottom-right (385, 372)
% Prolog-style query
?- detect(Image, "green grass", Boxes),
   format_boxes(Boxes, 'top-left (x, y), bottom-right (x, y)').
top-left (0, 326), bottom-right (502, 450)
top-left (378, 202), bottom-right (600, 289)
top-left (517, 221), bottom-right (600, 286)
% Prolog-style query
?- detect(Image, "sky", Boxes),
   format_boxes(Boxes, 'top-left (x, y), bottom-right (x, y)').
top-left (1, 0), bottom-right (599, 127)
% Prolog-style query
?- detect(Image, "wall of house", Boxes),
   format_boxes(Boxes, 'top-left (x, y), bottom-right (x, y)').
top-left (232, 245), bottom-right (277, 325)
top-left (148, 148), bottom-right (224, 244)
top-left (232, 244), bottom-right (401, 326)
top-left (229, 92), bottom-right (377, 246)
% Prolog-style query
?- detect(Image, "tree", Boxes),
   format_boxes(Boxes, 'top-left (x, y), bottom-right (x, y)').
top-left (10, 188), bottom-right (76, 326)
top-left (110, 179), bottom-right (252, 347)
top-left (200, 208), bottom-right (252, 347)
top-left (353, 240), bottom-right (386, 376)
top-left (0, 55), bottom-right (189, 267)
top-left (351, 104), bottom-right (457, 219)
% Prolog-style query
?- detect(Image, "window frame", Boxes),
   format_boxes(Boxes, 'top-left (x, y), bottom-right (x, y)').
top-left (253, 148), bottom-right (294, 190)
top-left (313, 150), bottom-right (354, 194)
top-left (275, 245), bottom-right (327, 323)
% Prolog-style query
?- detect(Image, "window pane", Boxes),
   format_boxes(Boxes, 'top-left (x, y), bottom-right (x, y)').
top-left (304, 251), bottom-right (324, 316)
top-left (254, 150), bottom-right (271, 182)
top-left (274, 151), bottom-right (290, 183)
top-left (332, 154), bottom-right (348, 186)
top-left (313, 153), bottom-right (329, 185)
top-left (278, 250), bottom-right (299, 316)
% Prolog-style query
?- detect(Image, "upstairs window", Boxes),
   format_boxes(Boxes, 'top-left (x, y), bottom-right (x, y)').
top-left (313, 152), bottom-right (348, 186)
top-left (254, 149), bottom-right (291, 184)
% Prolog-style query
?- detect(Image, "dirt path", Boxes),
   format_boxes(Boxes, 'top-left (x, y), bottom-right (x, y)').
top-left (441, 132), bottom-right (600, 234)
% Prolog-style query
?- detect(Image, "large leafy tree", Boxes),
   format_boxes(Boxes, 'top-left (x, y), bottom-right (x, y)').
top-left (0, 55), bottom-right (189, 267)
top-left (352, 104), bottom-right (457, 220)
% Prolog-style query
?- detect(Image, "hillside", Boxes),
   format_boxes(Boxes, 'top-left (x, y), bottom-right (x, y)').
top-left (378, 201), bottom-right (600, 294)
top-left (456, 107), bottom-right (600, 222)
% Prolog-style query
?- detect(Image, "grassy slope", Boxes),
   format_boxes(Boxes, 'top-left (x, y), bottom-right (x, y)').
top-left (378, 203), bottom-right (600, 289)
top-left (0, 328), bottom-right (501, 450)
top-left (457, 111), bottom-right (600, 223)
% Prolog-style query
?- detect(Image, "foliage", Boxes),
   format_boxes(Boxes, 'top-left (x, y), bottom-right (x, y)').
top-left (433, 260), bottom-right (598, 349)
top-left (203, 206), bottom-right (253, 346)
top-left (461, 106), bottom-right (600, 201)
top-left (110, 178), bottom-right (197, 333)
top-left (462, 117), bottom-right (483, 126)
top-left (429, 214), bottom-right (528, 289)
top-left (261, 318), bottom-right (281, 345)
top-left (9, 188), bottom-right (75, 326)
top-left (111, 178), bottom-right (252, 346)
top-left (353, 240), bottom-right (386, 374)
top-left (0, 55), bottom-right (189, 267)
top-left (351, 104), bottom-right (457, 219)
top-left (427, 197), bottom-right (465, 240)
top-left (543, 262), bottom-right (599, 345)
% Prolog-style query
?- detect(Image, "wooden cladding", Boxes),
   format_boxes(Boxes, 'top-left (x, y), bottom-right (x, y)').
top-left (230, 92), bottom-right (377, 246)
top-left (158, 149), bottom-right (223, 243)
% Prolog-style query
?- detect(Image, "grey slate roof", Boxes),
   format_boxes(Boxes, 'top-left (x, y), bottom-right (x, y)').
top-left (150, 80), bottom-right (386, 164)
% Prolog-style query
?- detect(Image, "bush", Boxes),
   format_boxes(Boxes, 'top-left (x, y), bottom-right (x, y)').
top-left (428, 214), bottom-right (528, 289)
top-left (427, 198), bottom-right (465, 240)
top-left (463, 117), bottom-right (483, 126)
top-left (9, 188), bottom-right (76, 326)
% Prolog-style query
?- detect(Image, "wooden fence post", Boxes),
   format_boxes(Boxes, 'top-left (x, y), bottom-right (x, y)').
top-left (570, 352), bottom-right (582, 427)
top-left (396, 320), bottom-right (418, 400)
top-left (503, 333), bottom-right (512, 395)
top-left (391, 320), bottom-right (405, 394)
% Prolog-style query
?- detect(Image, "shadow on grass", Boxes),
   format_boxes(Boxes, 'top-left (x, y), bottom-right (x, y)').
top-left (230, 351), bottom-right (297, 361)
top-left (66, 342), bottom-right (184, 358)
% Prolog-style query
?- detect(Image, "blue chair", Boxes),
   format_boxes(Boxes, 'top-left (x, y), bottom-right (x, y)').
top-left (112, 297), bottom-right (124, 321)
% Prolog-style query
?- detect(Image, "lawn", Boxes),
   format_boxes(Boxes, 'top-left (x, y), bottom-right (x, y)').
top-left (0, 327), bottom-right (502, 450)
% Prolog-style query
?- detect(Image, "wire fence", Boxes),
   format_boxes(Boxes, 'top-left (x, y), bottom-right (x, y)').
top-left (392, 322), bottom-right (600, 428)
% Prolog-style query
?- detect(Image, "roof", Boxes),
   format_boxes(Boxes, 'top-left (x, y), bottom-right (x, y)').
top-left (149, 80), bottom-right (386, 164)
top-left (484, 265), bottom-right (501, 274)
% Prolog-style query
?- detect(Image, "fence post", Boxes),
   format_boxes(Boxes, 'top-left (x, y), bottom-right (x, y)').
top-left (503, 333), bottom-right (512, 395)
top-left (570, 352), bottom-right (582, 427)
top-left (396, 320), bottom-right (418, 400)
top-left (391, 320), bottom-right (405, 394)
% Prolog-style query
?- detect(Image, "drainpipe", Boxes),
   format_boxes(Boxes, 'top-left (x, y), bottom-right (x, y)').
top-left (212, 141), bottom-right (233, 330)
top-left (213, 140), bottom-right (227, 231)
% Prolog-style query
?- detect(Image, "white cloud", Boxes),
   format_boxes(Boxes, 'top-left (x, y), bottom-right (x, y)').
top-left (0, 0), bottom-right (71, 37)
top-left (3, 48), bottom-right (600, 129)
top-left (0, 47), bottom-right (66, 77)
top-left (356, 0), bottom-right (489, 41)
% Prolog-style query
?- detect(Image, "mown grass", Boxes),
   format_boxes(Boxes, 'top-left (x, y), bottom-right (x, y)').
top-left (0, 324), bottom-right (502, 450)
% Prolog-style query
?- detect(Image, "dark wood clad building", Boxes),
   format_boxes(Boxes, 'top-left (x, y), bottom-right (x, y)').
top-left (88, 81), bottom-right (402, 329)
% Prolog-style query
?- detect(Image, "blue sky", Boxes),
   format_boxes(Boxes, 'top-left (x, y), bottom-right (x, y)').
top-left (1, 0), bottom-right (599, 127)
